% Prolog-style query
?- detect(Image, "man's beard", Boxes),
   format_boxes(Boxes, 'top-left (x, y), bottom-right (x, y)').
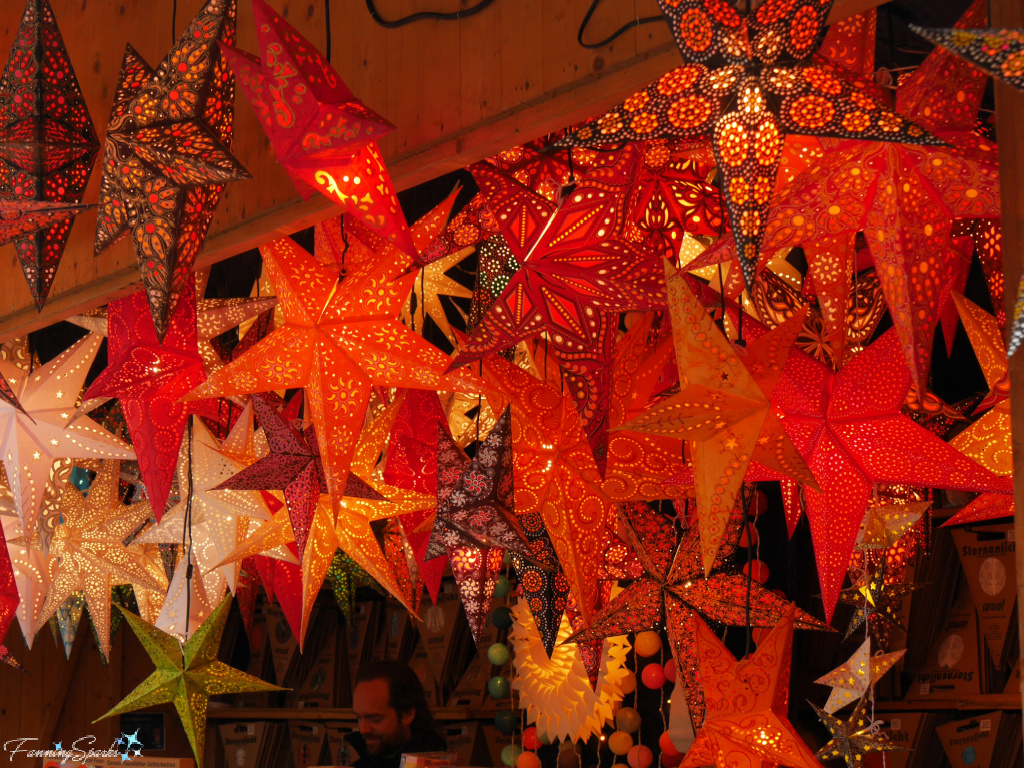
top-left (364, 729), bottom-right (409, 755)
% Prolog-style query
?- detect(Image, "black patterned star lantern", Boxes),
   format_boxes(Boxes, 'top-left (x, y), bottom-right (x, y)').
top-left (94, 0), bottom-right (250, 340)
top-left (558, 0), bottom-right (943, 289)
top-left (0, 0), bottom-right (99, 309)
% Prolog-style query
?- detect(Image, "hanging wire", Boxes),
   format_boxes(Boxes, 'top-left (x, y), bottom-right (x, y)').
top-left (171, 0), bottom-right (178, 44)
top-left (741, 485), bottom-right (754, 659)
top-left (577, 0), bottom-right (662, 49)
top-left (325, 0), bottom-right (332, 62)
top-left (182, 415), bottom-right (196, 648)
top-left (365, 0), bottom-right (497, 27)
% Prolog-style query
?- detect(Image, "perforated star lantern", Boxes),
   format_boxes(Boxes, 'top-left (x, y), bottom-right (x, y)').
top-left (680, 607), bottom-right (820, 768)
top-left (621, 263), bottom-right (813, 572)
top-left (85, 282), bottom-right (211, 520)
top-left (0, 333), bottom-right (135, 533)
top-left (0, 0), bottom-right (99, 309)
top-left (838, 562), bottom-right (922, 646)
top-left (187, 216), bottom-right (461, 506)
top-left (220, 0), bottom-right (412, 254)
top-left (37, 460), bottom-right (167, 662)
top-left (772, 330), bottom-right (1001, 622)
top-left (94, 0), bottom-right (249, 339)
top-left (911, 27), bottom-right (1024, 90)
top-left (558, 0), bottom-right (941, 290)
top-left (400, 246), bottom-right (473, 346)
top-left (96, 595), bottom-right (283, 768)
top-left (812, 698), bottom-right (904, 767)
top-left (856, 502), bottom-right (930, 551)
top-left (815, 637), bottom-right (905, 714)
top-left (0, 519), bottom-right (21, 669)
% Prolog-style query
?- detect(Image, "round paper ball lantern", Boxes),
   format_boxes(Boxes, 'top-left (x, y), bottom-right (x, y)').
top-left (488, 675), bottom-right (510, 699)
top-left (738, 524), bottom-right (758, 548)
top-left (641, 663), bottom-right (666, 689)
top-left (494, 711), bottom-right (517, 734)
top-left (517, 752), bottom-right (541, 768)
top-left (557, 745), bottom-right (580, 768)
top-left (612, 763), bottom-right (630, 768)
top-left (522, 727), bottom-right (541, 751)
top-left (627, 745), bottom-right (653, 768)
top-left (502, 745), bottom-right (523, 767)
top-left (494, 575), bottom-right (512, 599)
top-left (663, 658), bottom-right (677, 683)
top-left (658, 733), bottom-right (679, 756)
top-left (608, 731), bottom-right (633, 756)
top-left (614, 707), bottom-right (641, 734)
top-left (662, 751), bottom-right (684, 768)
top-left (491, 606), bottom-right (514, 629)
top-left (487, 642), bottom-right (511, 666)
top-left (634, 631), bottom-right (662, 657)
top-left (748, 489), bottom-right (769, 518)
top-left (620, 671), bottom-right (637, 695)
top-left (742, 559), bottom-right (770, 584)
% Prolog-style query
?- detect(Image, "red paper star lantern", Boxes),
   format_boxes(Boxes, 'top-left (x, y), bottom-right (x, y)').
top-left (911, 27), bottom-right (1024, 91)
top-left (558, 0), bottom-right (940, 290)
top-left (94, 0), bottom-right (250, 340)
top-left (0, 521), bottom-right (22, 670)
top-left (220, 0), bottom-right (413, 254)
top-left (0, 0), bottom-right (98, 309)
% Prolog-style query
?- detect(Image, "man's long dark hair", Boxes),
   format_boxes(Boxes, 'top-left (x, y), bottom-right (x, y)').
top-left (355, 661), bottom-right (437, 736)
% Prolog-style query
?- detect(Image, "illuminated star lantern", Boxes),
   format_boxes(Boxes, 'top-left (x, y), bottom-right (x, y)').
top-left (0, 333), bottom-right (135, 533)
top-left (569, 500), bottom-right (822, 725)
top-left (0, 0), bottom-right (99, 309)
top-left (620, 263), bottom-right (814, 573)
top-left (95, 595), bottom-right (283, 768)
top-left (220, 0), bottom-right (413, 254)
top-left (36, 461), bottom-right (167, 663)
top-left (856, 501), bottom-right (930, 551)
top-left (85, 282), bottom-right (212, 521)
top-left (772, 330), bottom-right (1000, 622)
top-left (558, 0), bottom-right (941, 290)
top-left (0, 519), bottom-right (22, 669)
top-left (815, 637), bottom-right (905, 713)
top-left (811, 698), bottom-right (905, 767)
top-left (910, 27), bottom-right (1024, 91)
top-left (187, 217), bottom-right (460, 509)
top-left (400, 246), bottom-right (473, 346)
top-left (680, 607), bottom-right (820, 768)
top-left (94, 0), bottom-right (250, 339)
top-left (838, 562), bottom-right (922, 646)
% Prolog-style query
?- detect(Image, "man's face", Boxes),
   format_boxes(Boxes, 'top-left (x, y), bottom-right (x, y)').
top-left (353, 678), bottom-right (414, 755)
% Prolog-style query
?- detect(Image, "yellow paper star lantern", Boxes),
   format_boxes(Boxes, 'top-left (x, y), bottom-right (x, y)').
top-left (814, 637), bottom-right (906, 714)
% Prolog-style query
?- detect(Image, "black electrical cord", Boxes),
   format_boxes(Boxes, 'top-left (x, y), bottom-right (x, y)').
top-left (171, 0), bottom-right (178, 44)
top-left (182, 415), bottom-right (195, 646)
top-left (325, 0), bottom-right (332, 61)
top-left (577, 0), bottom-right (662, 50)
top-left (365, 0), bottom-right (497, 28)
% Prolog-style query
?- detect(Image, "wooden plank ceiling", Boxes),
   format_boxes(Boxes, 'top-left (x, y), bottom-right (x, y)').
top-left (0, 0), bottom-right (878, 341)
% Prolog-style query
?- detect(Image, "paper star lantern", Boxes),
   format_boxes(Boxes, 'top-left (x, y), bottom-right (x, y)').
top-left (680, 607), bottom-right (819, 768)
top-left (856, 502), bottom-right (930, 551)
top-left (94, 0), bottom-right (249, 338)
top-left (621, 263), bottom-right (813, 572)
top-left (400, 246), bottom-right (473, 346)
top-left (811, 698), bottom-right (904, 767)
top-left (0, 519), bottom-right (21, 669)
top-left (772, 330), bottom-right (1000, 621)
top-left (838, 562), bottom-right (921, 647)
top-left (815, 637), bottom-right (905, 713)
top-left (0, 333), bottom-right (135, 533)
top-left (559, 0), bottom-right (940, 289)
top-left (137, 417), bottom-right (273, 591)
top-left (85, 282), bottom-right (212, 520)
top-left (510, 597), bottom-right (631, 743)
top-left (96, 595), bottom-right (283, 768)
top-left (220, 0), bottom-right (412, 254)
top-left (943, 491), bottom-right (1014, 527)
top-left (0, 0), bottom-right (99, 308)
top-left (326, 549), bottom-right (383, 620)
top-left (37, 461), bottom-right (166, 662)
top-left (570, 500), bottom-right (822, 724)
top-left (911, 27), bottom-right (1024, 91)
top-left (51, 590), bottom-right (84, 657)
top-left (187, 216), bottom-right (458, 506)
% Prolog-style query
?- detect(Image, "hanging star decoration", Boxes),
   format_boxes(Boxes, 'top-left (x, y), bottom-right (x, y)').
top-left (187, 212), bottom-right (463, 505)
top-left (85, 281), bottom-right (213, 521)
top-left (910, 27), bottom-right (1024, 91)
top-left (51, 590), bottom-right (85, 657)
top-left (838, 562), bottom-right (922, 646)
top-left (94, 0), bottom-right (249, 338)
top-left (620, 262), bottom-right (813, 572)
top-left (680, 607), bottom-right (820, 768)
top-left (811, 698), bottom-right (904, 767)
top-left (0, 518), bottom-right (22, 669)
top-left (220, 0), bottom-right (413, 253)
top-left (815, 637), bottom-right (905, 714)
top-left (569, 499), bottom-right (822, 724)
top-left (558, 0), bottom-right (940, 290)
top-left (772, 329), bottom-right (1000, 622)
top-left (510, 597), bottom-right (632, 744)
top-left (855, 502), bottom-right (930, 551)
top-left (400, 246), bottom-right (474, 346)
top-left (325, 549), bottom-right (383, 620)
top-left (36, 460), bottom-right (167, 663)
top-left (96, 594), bottom-right (283, 768)
top-left (0, 332), bottom-right (135, 534)
top-left (0, 0), bottom-right (99, 308)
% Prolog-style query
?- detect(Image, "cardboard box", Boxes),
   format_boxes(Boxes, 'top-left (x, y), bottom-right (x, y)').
top-left (324, 726), bottom-right (361, 768)
top-left (906, 585), bottom-right (983, 700)
top-left (952, 524), bottom-right (1018, 667)
top-left (937, 711), bottom-right (1022, 768)
top-left (288, 721), bottom-right (328, 768)
top-left (219, 722), bottom-right (267, 768)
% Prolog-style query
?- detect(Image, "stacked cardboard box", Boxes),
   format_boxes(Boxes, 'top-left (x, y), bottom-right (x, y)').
top-left (937, 711), bottom-right (1023, 768)
top-left (218, 721), bottom-right (289, 768)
